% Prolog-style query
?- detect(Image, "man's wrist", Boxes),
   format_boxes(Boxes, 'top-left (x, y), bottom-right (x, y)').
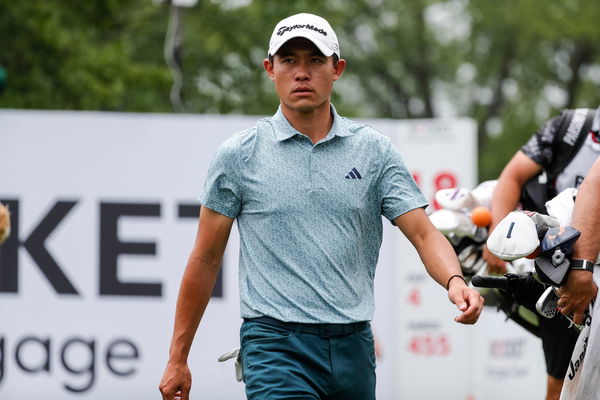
top-left (446, 274), bottom-right (467, 290)
top-left (570, 259), bottom-right (595, 272)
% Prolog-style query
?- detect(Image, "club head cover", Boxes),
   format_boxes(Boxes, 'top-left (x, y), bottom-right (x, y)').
top-left (470, 180), bottom-right (497, 209)
top-left (520, 210), bottom-right (560, 240)
top-left (533, 226), bottom-right (581, 286)
top-left (521, 210), bottom-right (560, 229)
top-left (429, 209), bottom-right (474, 238)
top-left (539, 226), bottom-right (580, 256)
top-left (545, 188), bottom-right (577, 226)
top-left (434, 188), bottom-right (475, 211)
top-left (487, 211), bottom-right (539, 261)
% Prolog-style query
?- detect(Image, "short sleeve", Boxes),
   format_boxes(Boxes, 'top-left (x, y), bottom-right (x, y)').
top-left (378, 141), bottom-right (428, 221)
top-left (521, 113), bottom-right (564, 167)
top-left (199, 136), bottom-right (243, 218)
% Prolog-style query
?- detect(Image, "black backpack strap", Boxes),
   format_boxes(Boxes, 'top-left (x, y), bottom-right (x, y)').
top-left (547, 108), bottom-right (595, 181)
top-left (519, 108), bottom-right (595, 213)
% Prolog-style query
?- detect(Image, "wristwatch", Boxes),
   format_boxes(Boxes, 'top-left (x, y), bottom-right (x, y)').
top-left (570, 259), bottom-right (595, 272)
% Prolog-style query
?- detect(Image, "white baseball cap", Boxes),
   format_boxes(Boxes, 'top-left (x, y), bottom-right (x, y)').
top-left (268, 13), bottom-right (340, 58)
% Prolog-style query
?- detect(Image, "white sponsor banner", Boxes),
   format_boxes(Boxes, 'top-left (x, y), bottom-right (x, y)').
top-left (383, 120), bottom-right (545, 400)
top-left (0, 110), bottom-right (544, 399)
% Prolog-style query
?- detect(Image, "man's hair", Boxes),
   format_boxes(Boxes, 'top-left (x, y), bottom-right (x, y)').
top-left (268, 53), bottom-right (339, 66)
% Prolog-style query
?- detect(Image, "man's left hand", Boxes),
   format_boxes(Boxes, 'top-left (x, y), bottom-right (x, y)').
top-left (557, 270), bottom-right (597, 325)
top-left (448, 283), bottom-right (484, 324)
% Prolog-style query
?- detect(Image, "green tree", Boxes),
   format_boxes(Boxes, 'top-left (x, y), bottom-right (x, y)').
top-left (2, 1), bottom-right (600, 180)
top-left (463, 0), bottom-right (600, 179)
top-left (176, 0), bottom-right (600, 179)
top-left (0, 0), bottom-right (172, 111)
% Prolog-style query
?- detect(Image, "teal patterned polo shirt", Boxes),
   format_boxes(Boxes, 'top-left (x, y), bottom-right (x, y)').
top-left (200, 105), bottom-right (427, 323)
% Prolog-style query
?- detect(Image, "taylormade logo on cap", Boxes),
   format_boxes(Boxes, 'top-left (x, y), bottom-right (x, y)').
top-left (277, 24), bottom-right (327, 37)
top-left (268, 13), bottom-right (340, 58)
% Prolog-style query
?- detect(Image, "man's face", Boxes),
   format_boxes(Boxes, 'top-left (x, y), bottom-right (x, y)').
top-left (264, 38), bottom-right (345, 114)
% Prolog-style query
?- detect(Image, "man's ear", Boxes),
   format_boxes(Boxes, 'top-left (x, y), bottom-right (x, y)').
top-left (333, 58), bottom-right (346, 81)
top-left (263, 58), bottom-right (275, 81)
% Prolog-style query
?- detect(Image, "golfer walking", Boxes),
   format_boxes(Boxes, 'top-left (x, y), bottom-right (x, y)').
top-left (159, 13), bottom-right (483, 400)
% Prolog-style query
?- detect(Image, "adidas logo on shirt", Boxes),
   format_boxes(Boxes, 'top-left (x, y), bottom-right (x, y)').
top-left (345, 167), bottom-right (362, 179)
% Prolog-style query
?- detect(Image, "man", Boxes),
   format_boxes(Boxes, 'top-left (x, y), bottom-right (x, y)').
top-left (484, 106), bottom-right (600, 400)
top-left (159, 13), bottom-right (483, 400)
top-left (557, 157), bottom-right (600, 400)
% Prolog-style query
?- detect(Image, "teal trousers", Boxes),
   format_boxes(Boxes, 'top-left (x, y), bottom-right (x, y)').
top-left (240, 317), bottom-right (376, 400)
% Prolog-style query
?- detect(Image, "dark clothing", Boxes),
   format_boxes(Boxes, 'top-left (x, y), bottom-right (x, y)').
top-left (520, 107), bottom-right (600, 379)
top-left (539, 315), bottom-right (581, 378)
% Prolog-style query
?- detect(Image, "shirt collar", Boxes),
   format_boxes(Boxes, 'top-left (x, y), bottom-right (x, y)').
top-left (270, 104), bottom-right (356, 142)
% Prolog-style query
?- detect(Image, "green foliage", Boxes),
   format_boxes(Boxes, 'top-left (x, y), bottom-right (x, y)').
top-left (465, 0), bottom-right (600, 179)
top-left (0, 0), bottom-right (171, 111)
top-left (2, 0), bottom-right (600, 179)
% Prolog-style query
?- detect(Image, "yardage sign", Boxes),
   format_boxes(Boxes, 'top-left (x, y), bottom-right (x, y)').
top-left (0, 110), bottom-right (544, 399)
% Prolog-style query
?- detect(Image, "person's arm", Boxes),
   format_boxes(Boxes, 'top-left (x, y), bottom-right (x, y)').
top-left (0, 202), bottom-right (10, 244)
top-left (159, 206), bottom-right (235, 400)
top-left (393, 208), bottom-right (484, 324)
top-left (483, 151), bottom-right (542, 274)
top-left (557, 158), bottom-right (600, 325)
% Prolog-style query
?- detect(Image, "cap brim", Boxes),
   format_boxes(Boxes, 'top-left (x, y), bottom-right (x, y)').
top-left (269, 34), bottom-right (336, 57)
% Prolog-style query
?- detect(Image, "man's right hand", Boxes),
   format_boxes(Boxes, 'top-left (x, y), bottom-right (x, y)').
top-left (159, 361), bottom-right (192, 400)
top-left (482, 244), bottom-right (508, 275)
top-left (557, 270), bottom-right (597, 325)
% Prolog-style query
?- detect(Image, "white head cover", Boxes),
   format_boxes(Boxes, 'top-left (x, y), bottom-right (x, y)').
top-left (429, 209), bottom-right (475, 238)
top-left (487, 211), bottom-right (539, 260)
top-left (268, 13), bottom-right (340, 57)
top-left (434, 188), bottom-right (475, 211)
top-left (545, 187), bottom-right (577, 226)
top-left (470, 180), bottom-right (498, 209)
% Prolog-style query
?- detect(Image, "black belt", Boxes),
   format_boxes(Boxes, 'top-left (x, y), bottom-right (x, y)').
top-left (246, 316), bottom-right (369, 338)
